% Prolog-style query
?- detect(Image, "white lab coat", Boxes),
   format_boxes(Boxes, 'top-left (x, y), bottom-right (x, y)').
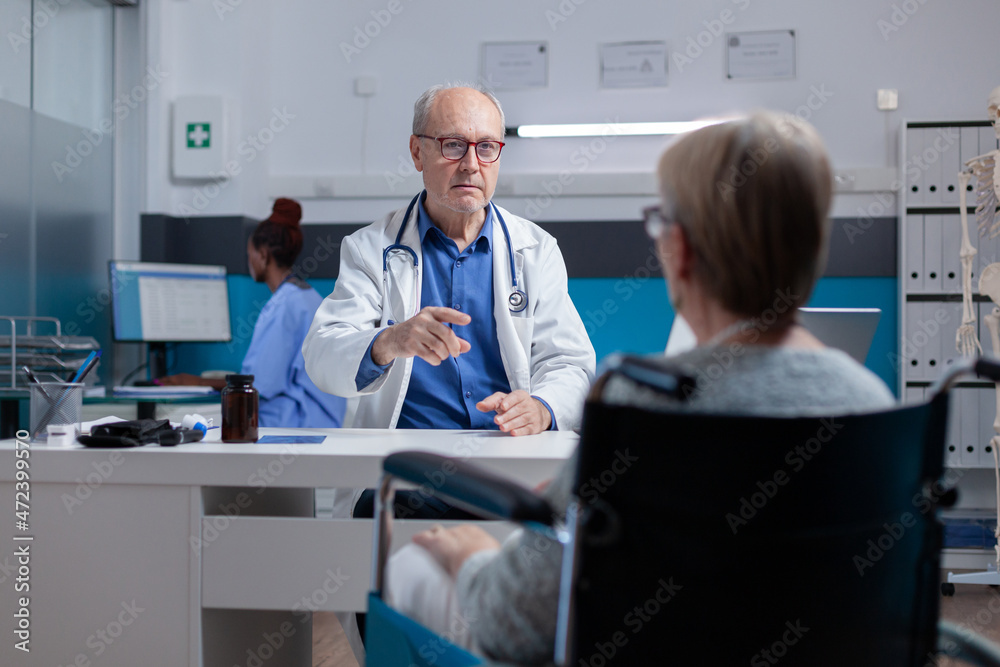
top-left (303, 200), bottom-right (596, 433)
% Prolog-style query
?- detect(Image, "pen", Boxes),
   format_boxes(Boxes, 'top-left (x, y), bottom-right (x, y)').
top-left (71, 350), bottom-right (101, 384)
top-left (22, 366), bottom-right (54, 401)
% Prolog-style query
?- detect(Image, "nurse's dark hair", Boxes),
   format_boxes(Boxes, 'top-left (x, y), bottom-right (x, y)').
top-left (412, 82), bottom-right (506, 137)
top-left (251, 198), bottom-right (304, 269)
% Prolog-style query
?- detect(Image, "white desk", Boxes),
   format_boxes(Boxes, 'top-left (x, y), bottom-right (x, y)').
top-left (0, 428), bottom-right (576, 666)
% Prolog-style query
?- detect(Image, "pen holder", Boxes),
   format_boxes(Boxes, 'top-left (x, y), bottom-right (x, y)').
top-left (30, 383), bottom-right (84, 442)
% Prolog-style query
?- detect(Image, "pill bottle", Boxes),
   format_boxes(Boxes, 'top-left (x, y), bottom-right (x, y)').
top-left (221, 374), bottom-right (258, 442)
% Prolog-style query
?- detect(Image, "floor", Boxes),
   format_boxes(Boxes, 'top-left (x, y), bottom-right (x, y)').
top-left (313, 612), bottom-right (359, 667)
top-left (939, 571), bottom-right (1000, 666)
top-left (312, 571), bottom-right (1000, 666)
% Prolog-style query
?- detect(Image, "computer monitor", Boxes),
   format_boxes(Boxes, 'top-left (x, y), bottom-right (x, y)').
top-left (665, 308), bottom-right (880, 364)
top-left (110, 261), bottom-right (232, 377)
top-left (797, 307), bottom-right (880, 363)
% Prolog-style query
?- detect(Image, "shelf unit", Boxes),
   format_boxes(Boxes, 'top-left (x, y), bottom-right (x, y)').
top-left (0, 316), bottom-right (100, 389)
top-left (899, 119), bottom-right (1000, 570)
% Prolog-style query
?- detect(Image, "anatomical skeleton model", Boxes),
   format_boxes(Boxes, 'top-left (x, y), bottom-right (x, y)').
top-left (956, 87), bottom-right (1000, 355)
top-left (950, 87), bottom-right (1000, 590)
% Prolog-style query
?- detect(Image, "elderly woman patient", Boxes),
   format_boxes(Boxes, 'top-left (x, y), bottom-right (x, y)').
top-left (385, 111), bottom-right (895, 664)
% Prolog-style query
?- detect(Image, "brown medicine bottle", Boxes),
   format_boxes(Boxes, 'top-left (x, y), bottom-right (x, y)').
top-left (221, 374), bottom-right (258, 442)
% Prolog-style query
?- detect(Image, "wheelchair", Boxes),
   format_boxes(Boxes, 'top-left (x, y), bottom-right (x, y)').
top-left (365, 355), bottom-right (1000, 666)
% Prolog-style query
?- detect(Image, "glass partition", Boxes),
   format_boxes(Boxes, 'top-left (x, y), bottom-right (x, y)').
top-left (0, 0), bottom-right (32, 108)
top-left (0, 0), bottom-right (115, 387)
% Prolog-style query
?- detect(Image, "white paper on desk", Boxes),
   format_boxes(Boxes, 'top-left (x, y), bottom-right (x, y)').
top-left (113, 385), bottom-right (217, 396)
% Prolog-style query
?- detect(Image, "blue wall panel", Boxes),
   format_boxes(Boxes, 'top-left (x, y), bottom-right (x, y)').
top-left (167, 276), bottom-right (898, 397)
top-left (568, 276), bottom-right (898, 395)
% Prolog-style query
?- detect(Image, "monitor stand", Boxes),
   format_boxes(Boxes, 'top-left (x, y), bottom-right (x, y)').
top-left (148, 342), bottom-right (168, 381)
top-left (141, 343), bottom-right (169, 420)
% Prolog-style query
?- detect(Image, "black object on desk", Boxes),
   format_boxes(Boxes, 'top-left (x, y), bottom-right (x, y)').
top-left (77, 419), bottom-right (204, 447)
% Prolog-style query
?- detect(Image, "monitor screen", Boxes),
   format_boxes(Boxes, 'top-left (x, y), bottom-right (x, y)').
top-left (109, 261), bottom-right (232, 342)
top-left (666, 308), bottom-right (880, 364)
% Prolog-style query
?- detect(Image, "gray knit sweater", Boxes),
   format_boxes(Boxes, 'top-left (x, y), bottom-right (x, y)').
top-left (455, 346), bottom-right (895, 664)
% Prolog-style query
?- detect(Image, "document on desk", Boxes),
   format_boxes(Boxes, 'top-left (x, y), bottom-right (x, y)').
top-left (113, 385), bottom-right (218, 397)
top-left (256, 435), bottom-right (326, 444)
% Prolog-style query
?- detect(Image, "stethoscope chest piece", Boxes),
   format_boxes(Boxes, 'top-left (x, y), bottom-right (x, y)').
top-left (508, 289), bottom-right (527, 313)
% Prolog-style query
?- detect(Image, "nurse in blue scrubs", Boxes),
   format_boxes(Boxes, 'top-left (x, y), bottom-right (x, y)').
top-left (160, 198), bottom-right (346, 428)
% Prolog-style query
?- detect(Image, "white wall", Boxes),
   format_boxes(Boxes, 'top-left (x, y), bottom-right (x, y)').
top-left (144, 0), bottom-right (1000, 222)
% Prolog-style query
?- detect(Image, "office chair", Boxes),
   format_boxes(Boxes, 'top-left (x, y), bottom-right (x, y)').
top-left (365, 355), bottom-right (1000, 666)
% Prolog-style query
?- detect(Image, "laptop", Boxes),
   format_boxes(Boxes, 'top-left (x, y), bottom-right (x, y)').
top-left (665, 308), bottom-right (881, 364)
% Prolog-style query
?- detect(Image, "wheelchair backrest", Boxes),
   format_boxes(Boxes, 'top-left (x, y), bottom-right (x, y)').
top-left (568, 393), bottom-right (949, 666)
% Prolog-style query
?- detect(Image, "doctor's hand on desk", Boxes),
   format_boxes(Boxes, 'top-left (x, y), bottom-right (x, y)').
top-left (477, 390), bottom-right (552, 436)
top-left (372, 306), bottom-right (472, 366)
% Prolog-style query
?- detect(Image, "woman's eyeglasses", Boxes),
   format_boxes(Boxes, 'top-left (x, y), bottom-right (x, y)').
top-left (642, 205), bottom-right (673, 240)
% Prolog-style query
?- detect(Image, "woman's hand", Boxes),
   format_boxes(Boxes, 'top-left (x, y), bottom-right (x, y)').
top-left (156, 374), bottom-right (226, 390)
top-left (412, 524), bottom-right (501, 578)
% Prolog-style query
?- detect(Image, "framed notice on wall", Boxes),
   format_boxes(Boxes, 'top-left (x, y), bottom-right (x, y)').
top-left (600, 42), bottom-right (668, 88)
top-left (726, 30), bottom-right (796, 80)
top-left (481, 42), bottom-right (548, 89)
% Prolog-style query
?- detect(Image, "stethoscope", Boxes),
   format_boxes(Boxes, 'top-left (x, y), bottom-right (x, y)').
top-left (382, 193), bottom-right (528, 319)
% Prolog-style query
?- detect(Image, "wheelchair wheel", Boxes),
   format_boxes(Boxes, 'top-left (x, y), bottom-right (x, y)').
top-left (941, 582), bottom-right (956, 596)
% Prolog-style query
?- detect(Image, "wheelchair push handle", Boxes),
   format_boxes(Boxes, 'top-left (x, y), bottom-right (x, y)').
top-left (591, 353), bottom-right (697, 402)
top-left (930, 355), bottom-right (1000, 398)
top-left (975, 357), bottom-right (1000, 383)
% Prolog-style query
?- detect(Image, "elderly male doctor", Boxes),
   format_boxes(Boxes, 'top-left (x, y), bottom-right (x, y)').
top-left (304, 82), bottom-right (594, 662)
top-left (304, 83), bottom-right (594, 450)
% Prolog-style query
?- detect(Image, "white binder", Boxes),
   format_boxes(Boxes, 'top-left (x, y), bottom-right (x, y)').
top-left (960, 127), bottom-right (981, 192)
top-left (923, 129), bottom-right (943, 206)
top-left (945, 391), bottom-right (962, 468)
top-left (923, 214), bottom-right (943, 293)
top-left (922, 301), bottom-right (943, 380)
top-left (940, 127), bottom-right (961, 205)
top-left (960, 387), bottom-right (981, 467)
top-left (905, 214), bottom-right (924, 293)
top-left (904, 303), bottom-right (925, 381)
top-left (981, 127), bottom-right (999, 156)
top-left (941, 213), bottom-right (961, 293)
top-left (906, 128), bottom-right (926, 206)
top-left (979, 387), bottom-right (998, 469)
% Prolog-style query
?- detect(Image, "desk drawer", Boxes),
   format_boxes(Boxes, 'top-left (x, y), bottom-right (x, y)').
top-left (200, 517), bottom-right (515, 612)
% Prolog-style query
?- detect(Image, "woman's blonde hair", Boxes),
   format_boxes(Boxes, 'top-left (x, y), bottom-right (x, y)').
top-left (657, 111), bottom-right (833, 319)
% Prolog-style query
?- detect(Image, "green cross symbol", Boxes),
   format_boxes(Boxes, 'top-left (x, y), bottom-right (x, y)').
top-left (187, 123), bottom-right (211, 149)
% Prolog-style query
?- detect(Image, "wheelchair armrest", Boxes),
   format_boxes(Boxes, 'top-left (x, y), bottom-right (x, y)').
top-left (938, 620), bottom-right (1000, 666)
top-left (383, 451), bottom-right (557, 525)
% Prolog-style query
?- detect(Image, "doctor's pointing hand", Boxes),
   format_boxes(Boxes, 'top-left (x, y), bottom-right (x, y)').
top-left (371, 306), bottom-right (471, 367)
top-left (372, 306), bottom-right (553, 435)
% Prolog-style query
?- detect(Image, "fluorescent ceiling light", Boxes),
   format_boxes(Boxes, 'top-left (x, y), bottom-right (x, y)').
top-left (511, 119), bottom-right (729, 138)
